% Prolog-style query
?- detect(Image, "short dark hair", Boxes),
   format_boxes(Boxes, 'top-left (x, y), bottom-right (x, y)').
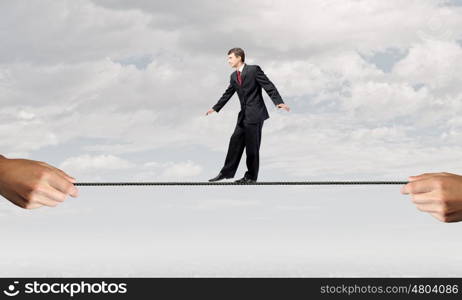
top-left (228, 48), bottom-right (245, 62)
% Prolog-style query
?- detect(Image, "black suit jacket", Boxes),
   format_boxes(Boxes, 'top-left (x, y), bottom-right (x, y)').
top-left (212, 64), bottom-right (284, 123)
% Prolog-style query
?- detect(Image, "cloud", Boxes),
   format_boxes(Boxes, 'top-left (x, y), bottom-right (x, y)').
top-left (393, 40), bottom-right (462, 96)
top-left (132, 160), bottom-right (203, 181)
top-left (58, 154), bottom-right (203, 181)
top-left (0, 0), bottom-right (157, 64)
top-left (60, 154), bottom-right (134, 172)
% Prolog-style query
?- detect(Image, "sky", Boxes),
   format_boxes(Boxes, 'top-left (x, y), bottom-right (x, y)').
top-left (0, 0), bottom-right (462, 277)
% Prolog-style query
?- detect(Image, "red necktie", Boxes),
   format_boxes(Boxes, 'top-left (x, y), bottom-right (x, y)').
top-left (237, 70), bottom-right (242, 85)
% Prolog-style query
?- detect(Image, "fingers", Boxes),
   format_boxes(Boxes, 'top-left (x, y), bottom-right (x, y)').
top-left (277, 104), bottom-right (290, 112)
top-left (17, 180), bottom-right (76, 209)
top-left (410, 191), bottom-right (440, 204)
top-left (400, 177), bottom-right (436, 194)
top-left (22, 191), bottom-right (61, 208)
top-left (14, 196), bottom-right (43, 209)
top-left (37, 162), bottom-right (76, 183)
top-left (416, 203), bottom-right (442, 213)
top-left (46, 172), bottom-right (79, 198)
top-left (402, 173), bottom-right (455, 194)
top-left (403, 175), bottom-right (462, 222)
top-left (31, 191), bottom-right (63, 207)
top-left (16, 175), bottom-right (76, 208)
top-left (35, 185), bottom-right (68, 203)
top-left (410, 190), bottom-right (447, 213)
top-left (402, 172), bottom-right (462, 222)
top-left (0, 159), bottom-right (78, 210)
top-left (50, 166), bottom-right (76, 182)
top-left (29, 163), bottom-right (79, 199)
top-left (51, 167), bottom-right (76, 183)
top-left (205, 109), bottom-right (216, 116)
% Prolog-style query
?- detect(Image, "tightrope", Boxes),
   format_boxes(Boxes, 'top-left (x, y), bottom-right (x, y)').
top-left (74, 181), bottom-right (408, 186)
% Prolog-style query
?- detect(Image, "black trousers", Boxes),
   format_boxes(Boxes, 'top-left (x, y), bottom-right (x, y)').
top-left (220, 119), bottom-right (264, 180)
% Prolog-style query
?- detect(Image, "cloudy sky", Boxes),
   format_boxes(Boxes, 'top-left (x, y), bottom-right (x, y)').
top-left (1, 0), bottom-right (462, 277)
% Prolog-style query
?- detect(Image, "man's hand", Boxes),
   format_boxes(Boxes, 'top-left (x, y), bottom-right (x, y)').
top-left (0, 155), bottom-right (79, 209)
top-left (205, 108), bottom-right (216, 116)
top-left (277, 103), bottom-right (290, 112)
top-left (401, 172), bottom-right (462, 223)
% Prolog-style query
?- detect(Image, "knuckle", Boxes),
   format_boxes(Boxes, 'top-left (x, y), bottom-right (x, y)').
top-left (24, 189), bottom-right (38, 201)
top-left (433, 178), bottom-right (446, 190)
top-left (437, 205), bottom-right (451, 217)
top-left (17, 201), bottom-right (28, 209)
top-left (442, 206), bottom-right (452, 216)
top-left (439, 191), bottom-right (450, 203)
top-left (23, 202), bottom-right (37, 210)
top-left (36, 169), bottom-right (48, 179)
top-left (27, 182), bottom-right (41, 192)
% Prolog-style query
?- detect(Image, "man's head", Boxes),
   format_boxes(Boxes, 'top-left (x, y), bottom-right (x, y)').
top-left (227, 48), bottom-right (245, 68)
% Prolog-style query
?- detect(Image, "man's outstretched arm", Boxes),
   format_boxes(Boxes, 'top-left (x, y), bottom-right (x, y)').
top-left (255, 65), bottom-right (283, 105)
top-left (401, 172), bottom-right (462, 222)
top-left (0, 154), bottom-right (79, 209)
top-left (206, 77), bottom-right (236, 115)
top-left (255, 65), bottom-right (290, 111)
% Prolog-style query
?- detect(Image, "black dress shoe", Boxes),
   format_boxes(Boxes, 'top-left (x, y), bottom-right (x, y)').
top-left (234, 177), bottom-right (256, 183)
top-left (209, 172), bottom-right (231, 182)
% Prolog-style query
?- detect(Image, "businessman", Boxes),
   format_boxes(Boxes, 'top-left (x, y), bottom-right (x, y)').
top-left (206, 48), bottom-right (290, 183)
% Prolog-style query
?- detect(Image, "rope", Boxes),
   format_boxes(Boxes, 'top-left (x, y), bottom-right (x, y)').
top-left (74, 181), bottom-right (408, 186)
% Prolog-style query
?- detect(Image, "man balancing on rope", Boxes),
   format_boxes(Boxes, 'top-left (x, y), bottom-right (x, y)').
top-left (205, 48), bottom-right (290, 183)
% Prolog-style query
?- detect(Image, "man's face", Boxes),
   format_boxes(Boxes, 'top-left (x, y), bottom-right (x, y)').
top-left (227, 53), bottom-right (242, 68)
